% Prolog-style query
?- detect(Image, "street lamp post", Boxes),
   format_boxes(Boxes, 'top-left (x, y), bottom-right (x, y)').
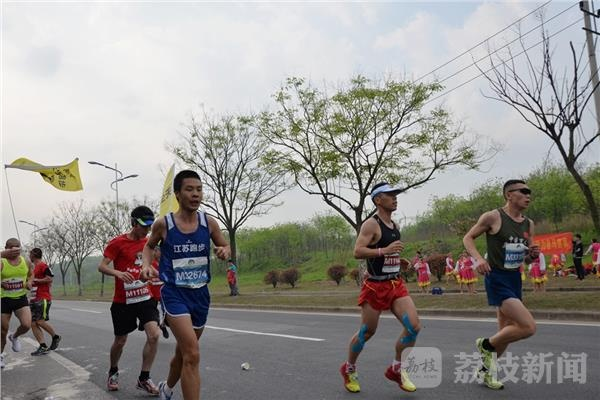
top-left (88, 161), bottom-right (138, 230)
top-left (18, 220), bottom-right (48, 247)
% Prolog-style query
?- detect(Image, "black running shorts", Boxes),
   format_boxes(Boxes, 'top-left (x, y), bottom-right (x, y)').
top-left (110, 299), bottom-right (159, 336)
top-left (1, 295), bottom-right (29, 315)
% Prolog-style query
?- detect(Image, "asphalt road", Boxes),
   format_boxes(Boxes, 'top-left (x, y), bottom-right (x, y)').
top-left (1, 299), bottom-right (598, 400)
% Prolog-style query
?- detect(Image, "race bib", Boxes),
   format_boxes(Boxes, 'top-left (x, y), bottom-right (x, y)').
top-left (29, 286), bottom-right (38, 300)
top-left (382, 253), bottom-right (401, 274)
top-left (124, 280), bottom-right (151, 304)
top-left (504, 243), bottom-right (527, 270)
top-left (2, 278), bottom-right (24, 293)
top-left (173, 256), bottom-right (209, 288)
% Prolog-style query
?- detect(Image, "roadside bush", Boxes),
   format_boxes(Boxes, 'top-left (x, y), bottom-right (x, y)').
top-left (349, 268), bottom-right (361, 286)
top-left (264, 270), bottom-right (280, 288)
top-left (327, 264), bottom-right (348, 286)
top-left (279, 267), bottom-right (301, 288)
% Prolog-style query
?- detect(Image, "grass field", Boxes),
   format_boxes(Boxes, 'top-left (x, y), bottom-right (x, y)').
top-left (55, 271), bottom-right (600, 312)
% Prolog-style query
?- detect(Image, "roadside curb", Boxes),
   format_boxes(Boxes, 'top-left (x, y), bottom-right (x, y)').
top-left (212, 303), bottom-right (600, 322)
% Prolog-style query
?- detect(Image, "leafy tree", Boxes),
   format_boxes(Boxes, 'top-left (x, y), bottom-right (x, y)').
top-left (36, 221), bottom-right (73, 296)
top-left (258, 75), bottom-right (494, 233)
top-left (171, 112), bottom-right (291, 262)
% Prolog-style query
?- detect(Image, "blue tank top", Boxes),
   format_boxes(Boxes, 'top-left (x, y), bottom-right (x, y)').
top-left (159, 212), bottom-right (212, 288)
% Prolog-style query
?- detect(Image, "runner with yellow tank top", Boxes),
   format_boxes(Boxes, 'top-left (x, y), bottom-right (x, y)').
top-left (1, 238), bottom-right (33, 368)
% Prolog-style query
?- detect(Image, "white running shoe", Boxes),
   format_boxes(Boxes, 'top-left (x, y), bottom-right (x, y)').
top-left (158, 381), bottom-right (173, 400)
top-left (8, 333), bottom-right (21, 352)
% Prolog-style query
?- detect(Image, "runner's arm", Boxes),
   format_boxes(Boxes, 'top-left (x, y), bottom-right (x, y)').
top-left (98, 256), bottom-right (134, 283)
top-left (524, 219), bottom-right (539, 264)
top-left (208, 216), bottom-right (231, 261)
top-left (141, 218), bottom-right (166, 279)
top-left (463, 211), bottom-right (496, 264)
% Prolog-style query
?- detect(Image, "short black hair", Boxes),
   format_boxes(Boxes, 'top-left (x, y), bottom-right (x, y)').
top-left (575, 233), bottom-right (582, 239)
top-left (174, 170), bottom-right (201, 192)
top-left (31, 248), bottom-right (42, 259)
top-left (502, 179), bottom-right (526, 194)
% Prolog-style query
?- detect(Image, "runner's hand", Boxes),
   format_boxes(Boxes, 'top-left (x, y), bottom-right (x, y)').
top-left (118, 271), bottom-right (135, 284)
top-left (140, 266), bottom-right (157, 281)
top-left (214, 246), bottom-right (230, 260)
top-left (384, 240), bottom-right (404, 254)
top-left (475, 258), bottom-right (491, 275)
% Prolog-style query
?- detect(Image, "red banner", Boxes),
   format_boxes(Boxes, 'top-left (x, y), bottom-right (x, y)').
top-left (533, 232), bottom-right (572, 254)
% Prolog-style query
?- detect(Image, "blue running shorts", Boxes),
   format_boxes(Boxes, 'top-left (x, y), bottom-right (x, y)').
top-left (160, 284), bottom-right (210, 329)
top-left (484, 268), bottom-right (522, 307)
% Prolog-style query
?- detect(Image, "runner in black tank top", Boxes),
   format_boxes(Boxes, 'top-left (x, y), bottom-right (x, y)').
top-left (340, 182), bottom-right (421, 394)
top-left (463, 179), bottom-right (539, 391)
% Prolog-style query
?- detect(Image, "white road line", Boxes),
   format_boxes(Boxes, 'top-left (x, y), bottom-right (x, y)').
top-left (211, 307), bottom-right (600, 327)
top-left (23, 338), bottom-right (90, 378)
top-left (205, 325), bottom-right (324, 341)
top-left (70, 308), bottom-right (103, 314)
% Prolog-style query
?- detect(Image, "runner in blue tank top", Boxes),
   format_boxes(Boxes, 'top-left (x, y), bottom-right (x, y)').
top-left (142, 170), bottom-right (230, 400)
top-left (463, 179), bottom-right (540, 391)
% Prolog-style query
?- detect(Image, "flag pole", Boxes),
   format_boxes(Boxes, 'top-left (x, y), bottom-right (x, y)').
top-left (3, 167), bottom-right (21, 242)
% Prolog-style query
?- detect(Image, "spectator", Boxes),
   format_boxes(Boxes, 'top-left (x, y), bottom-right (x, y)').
top-left (572, 234), bottom-right (585, 280)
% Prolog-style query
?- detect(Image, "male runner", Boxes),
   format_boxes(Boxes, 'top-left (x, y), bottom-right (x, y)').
top-left (29, 247), bottom-right (61, 355)
top-left (141, 170), bottom-right (230, 400)
top-left (463, 179), bottom-right (539, 390)
top-left (340, 182), bottom-right (420, 394)
top-left (98, 205), bottom-right (161, 395)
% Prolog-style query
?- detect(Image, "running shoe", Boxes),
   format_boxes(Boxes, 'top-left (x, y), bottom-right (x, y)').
top-left (1, 353), bottom-right (5, 369)
top-left (49, 335), bottom-right (61, 351)
top-left (31, 345), bottom-right (50, 356)
top-left (339, 362), bottom-right (360, 393)
top-left (160, 323), bottom-right (169, 339)
top-left (385, 365), bottom-right (417, 392)
top-left (476, 368), bottom-right (504, 390)
top-left (136, 378), bottom-right (159, 395)
top-left (158, 381), bottom-right (173, 400)
top-left (475, 338), bottom-right (496, 372)
top-left (8, 333), bottom-right (21, 352)
top-left (107, 372), bottom-right (119, 391)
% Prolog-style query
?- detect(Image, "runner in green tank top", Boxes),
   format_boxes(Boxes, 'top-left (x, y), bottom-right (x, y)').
top-left (463, 180), bottom-right (540, 390)
top-left (1, 238), bottom-right (33, 369)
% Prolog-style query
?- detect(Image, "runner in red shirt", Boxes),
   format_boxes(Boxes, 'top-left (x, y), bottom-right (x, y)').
top-left (98, 205), bottom-right (160, 395)
top-left (29, 248), bottom-right (61, 355)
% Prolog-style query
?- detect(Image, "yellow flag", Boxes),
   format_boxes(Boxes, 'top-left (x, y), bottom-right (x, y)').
top-left (159, 164), bottom-right (179, 217)
top-left (6, 158), bottom-right (83, 191)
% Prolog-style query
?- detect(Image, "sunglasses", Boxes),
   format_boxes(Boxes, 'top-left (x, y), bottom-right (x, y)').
top-left (508, 188), bottom-right (532, 195)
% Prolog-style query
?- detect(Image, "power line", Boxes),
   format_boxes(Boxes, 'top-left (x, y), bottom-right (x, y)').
top-left (424, 16), bottom-right (584, 106)
top-left (414, 0), bottom-right (553, 82)
top-left (436, 2), bottom-right (579, 86)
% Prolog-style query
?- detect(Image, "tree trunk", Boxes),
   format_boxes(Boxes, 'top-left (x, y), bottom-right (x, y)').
top-left (566, 164), bottom-right (600, 234)
top-left (61, 270), bottom-right (67, 296)
top-left (228, 229), bottom-right (237, 263)
top-left (76, 268), bottom-right (82, 296)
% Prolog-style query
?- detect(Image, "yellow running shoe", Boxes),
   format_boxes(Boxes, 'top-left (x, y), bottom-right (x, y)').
top-left (340, 362), bottom-right (360, 393)
top-left (477, 368), bottom-right (504, 390)
top-left (475, 338), bottom-right (497, 373)
top-left (385, 365), bottom-right (417, 392)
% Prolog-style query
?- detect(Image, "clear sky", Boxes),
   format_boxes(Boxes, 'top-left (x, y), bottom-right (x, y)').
top-left (2, 0), bottom-right (598, 244)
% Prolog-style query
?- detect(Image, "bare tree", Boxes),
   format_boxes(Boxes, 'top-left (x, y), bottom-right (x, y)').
top-left (171, 112), bottom-right (291, 262)
top-left (477, 23), bottom-right (600, 232)
top-left (37, 219), bottom-right (74, 296)
top-left (53, 201), bottom-right (98, 296)
top-left (258, 75), bottom-right (495, 233)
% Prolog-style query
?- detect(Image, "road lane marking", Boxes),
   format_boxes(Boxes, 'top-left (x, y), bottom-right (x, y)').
top-left (211, 308), bottom-right (600, 327)
top-left (23, 338), bottom-right (90, 378)
top-left (70, 308), bottom-right (103, 314)
top-left (205, 325), bottom-right (324, 341)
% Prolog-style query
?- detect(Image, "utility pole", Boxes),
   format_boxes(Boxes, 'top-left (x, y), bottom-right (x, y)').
top-left (580, 1), bottom-right (600, 133)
